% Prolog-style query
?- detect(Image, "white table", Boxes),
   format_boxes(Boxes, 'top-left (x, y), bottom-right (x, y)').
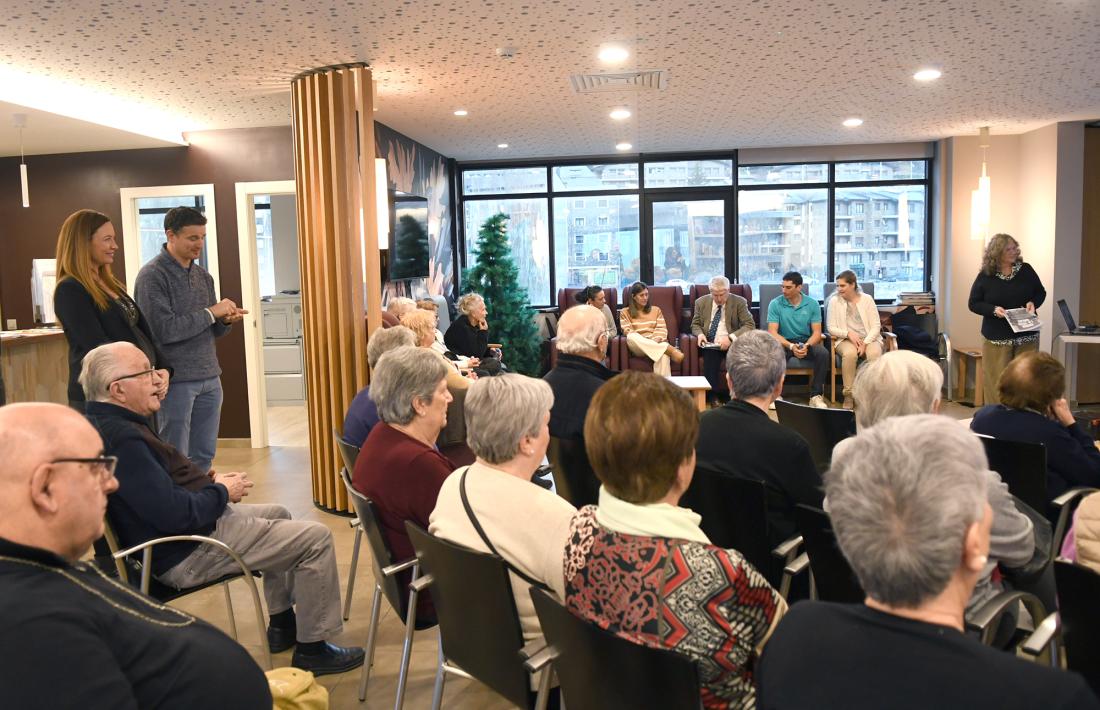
top-left (1053, 333), bottom-right (1100, 406)
top-left (667, 375), bottom-right (712, 412)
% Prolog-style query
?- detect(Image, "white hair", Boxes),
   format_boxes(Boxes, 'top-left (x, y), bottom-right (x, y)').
top-left (367, 326), bottom-right (417, 369)
top-left (556, 305), bottom-right (606, 355)
top-left (709, 275), bottom-right (731, 290)
top-left (369, 346), bottom-right (450, 425)
top-left (852, 350), bottom-right (943, 429)
top-left (725, 330), bottom-right (785, 399)
top-left (79, 342), bottom-right (141, 402)
top-left (464, 375), bottom-right (554, 464)
top-left (827, 415), bottom-right (988, 608)
top-left (386, 296), bottom-right (417, 317)
top-left (457, 292), bottom-right (484, 316)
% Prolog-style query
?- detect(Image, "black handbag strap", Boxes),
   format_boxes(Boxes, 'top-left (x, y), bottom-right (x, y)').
top-left (458, 467), bottom-right (550, 591)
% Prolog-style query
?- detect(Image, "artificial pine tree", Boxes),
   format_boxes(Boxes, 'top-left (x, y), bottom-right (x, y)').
top-left (462, 212), bottom-right (541, 375)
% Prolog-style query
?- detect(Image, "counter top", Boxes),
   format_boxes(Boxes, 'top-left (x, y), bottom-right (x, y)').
top-left (0, 328), bottom-right (65, 346)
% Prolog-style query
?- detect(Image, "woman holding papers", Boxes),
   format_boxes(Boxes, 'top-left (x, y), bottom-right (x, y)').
top-left (968, 233), bottom-right (1046, 404)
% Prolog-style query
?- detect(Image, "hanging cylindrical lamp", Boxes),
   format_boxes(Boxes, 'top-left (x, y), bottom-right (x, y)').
top-left (14, 113), bottom-right (29, 207)
top-left (970, 126), bottom-right (991, 242)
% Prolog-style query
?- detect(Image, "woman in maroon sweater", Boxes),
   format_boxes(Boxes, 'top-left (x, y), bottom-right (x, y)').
top-left (353, 345), bottom-right (454, 621)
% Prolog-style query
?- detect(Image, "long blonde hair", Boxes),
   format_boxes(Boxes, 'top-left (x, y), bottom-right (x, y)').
top-left (55, 210), bottom-right (127, 311)
top-left (981, 233), bottom-right (1018, 277)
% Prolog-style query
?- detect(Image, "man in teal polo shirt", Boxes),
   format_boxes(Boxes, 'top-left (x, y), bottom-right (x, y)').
top-left (767, 271), bottom-right (829, 408)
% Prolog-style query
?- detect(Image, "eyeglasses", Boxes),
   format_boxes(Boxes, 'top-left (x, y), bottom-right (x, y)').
top-left (111, 368), bottom-right (156, 385)
top-left (51, 456), bottom-right (118, 482)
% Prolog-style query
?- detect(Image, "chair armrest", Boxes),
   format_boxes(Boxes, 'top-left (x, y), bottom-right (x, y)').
top-left (349, 517), bottom-right (360, 528)
top-left (488, 343), bottom-right (503, 350)
top-left (519, 637), bottom-right (548, 661)
top-left (784, 552), bottom-right (809, 577)
top-left (522, 644), bottom-right (558, 674)
top-left (1052, 487), bottom-right (1098, 508)
top-left (882, 331), bottom-right (898, 352)
top-left (772, 535), bottom-right (803, 560)
top-left (1052, 487), bottom-right (1098, 552)
top-left (409, 572), bottom-right (434, 593)
top-left (382, 557), bottom-right (419, 577)
top-left (113, 534), bottom-right (255, 596)
top-left (964, 590), bottom-right (1046, 646)
top-left (1021, 612), bottom-right (1060, 657)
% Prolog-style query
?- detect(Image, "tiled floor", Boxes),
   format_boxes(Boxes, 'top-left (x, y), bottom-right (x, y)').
top-left (172, 396), bottom-right (979, 708)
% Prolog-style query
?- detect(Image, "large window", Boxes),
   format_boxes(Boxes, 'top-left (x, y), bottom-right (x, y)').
top-left (834, 185), bottom-right (926, 301)
top-left (738, 189), bottom-right (829, 300)
top-left (553, 195), bottom-right (639, 293)
top-left (463, 198), bottom-right (551, 305)
top-left (651, 199), bottom-right (725, 291)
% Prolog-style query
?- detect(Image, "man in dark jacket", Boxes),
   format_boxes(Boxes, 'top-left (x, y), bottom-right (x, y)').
top-left (543, 305), bottom-right (616, 506)
top-left (695, 330), bottom-right (823, 546)
top-left (81, 341), bottom-right (363, 676)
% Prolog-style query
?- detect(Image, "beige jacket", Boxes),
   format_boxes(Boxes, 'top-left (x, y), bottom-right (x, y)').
top-left (825, 291), bottom-right (882, 344)
top-left (1073, 492), bottom-right (1100, 572)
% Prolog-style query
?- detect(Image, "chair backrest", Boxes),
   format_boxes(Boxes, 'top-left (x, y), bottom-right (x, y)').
top-left (689, 282), bottom-right (753, 305)
top-left (546, 436), bottom-right (600, 509)
top-left (979, 437), bottom-right (1048, 514)
top-left (794, 504), bottom-right (865, 603)
top-left (773, 399), bottom-right (856, 473)
top-left (822, 283), bottom-right (875, 325)
top-left (430, 294), bottom-right (451, 333)
top-left (339, 467), bottom-right (410, 617)
top-left (530, 586), bottom-right (702, 710)
top-left (558, 287), bottom-right (619, 314)
top-left (679, 468), bottom-right (777, 586)
top-left (1054, 560), bottom-right (1100, 695)
top-left (333, 428), bottom-right (361, 472)
top-left (620, 285), bottom-right (683, 343)
top-left (406, 524), bottom-right (532, 709)
top-left (758, 282), bottom-right (808, 330)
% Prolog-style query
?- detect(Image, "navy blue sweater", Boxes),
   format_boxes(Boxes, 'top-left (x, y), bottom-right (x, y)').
top-left (86, 401), bottom-right (228, 575)
top-left (971, 405), bottom-right (1100, 501)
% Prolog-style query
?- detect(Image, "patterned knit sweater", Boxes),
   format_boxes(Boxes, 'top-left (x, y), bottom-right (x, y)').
top-left (563, 506), bottom-right (784, 709)
top-left (619, 306), bottom-right (669, 343)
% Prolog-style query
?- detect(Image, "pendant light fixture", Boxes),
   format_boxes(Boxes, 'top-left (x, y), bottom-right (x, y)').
top-left (970, 126), bottom-right (991, 242)
top-left (14, 113), bottom-right (29, 207)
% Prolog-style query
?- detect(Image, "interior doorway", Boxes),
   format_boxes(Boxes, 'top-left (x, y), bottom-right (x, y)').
top-left (234, 180), bottom-right (307, 448)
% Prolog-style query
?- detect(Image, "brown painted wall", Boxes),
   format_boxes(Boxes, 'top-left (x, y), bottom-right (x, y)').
top-left (0, 126), bottom-right (295, 437)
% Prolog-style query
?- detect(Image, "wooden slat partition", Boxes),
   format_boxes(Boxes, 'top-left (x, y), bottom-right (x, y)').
top-left (291, 64), bottom-right (382, 511)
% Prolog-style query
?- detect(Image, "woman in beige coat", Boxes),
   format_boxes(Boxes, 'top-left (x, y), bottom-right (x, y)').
top-left (827, 270), bottom-right (883, 407)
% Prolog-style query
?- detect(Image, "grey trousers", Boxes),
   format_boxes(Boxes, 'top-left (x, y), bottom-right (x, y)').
top-left (159, 503), bottom-right (342, 643)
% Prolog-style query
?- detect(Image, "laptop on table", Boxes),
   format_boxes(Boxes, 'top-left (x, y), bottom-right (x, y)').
top-left (1058, 299), bottom-right (1100, 336)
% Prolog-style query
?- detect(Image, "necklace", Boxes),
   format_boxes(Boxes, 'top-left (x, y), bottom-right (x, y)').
top-left (0, 555), bottom-right (196, 628)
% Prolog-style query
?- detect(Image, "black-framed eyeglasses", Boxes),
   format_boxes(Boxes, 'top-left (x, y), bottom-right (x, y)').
top-left (51, 456), bottom-right (118, 481)
top-left (111, 368), bottom-right (156, 385)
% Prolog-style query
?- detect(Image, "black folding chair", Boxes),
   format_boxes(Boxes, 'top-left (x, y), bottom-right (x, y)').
top-left (339, 467), bottom-right (433, 706)
top-left (530, 586), bottom-right (702, 710)
top-left (546, 436), bottom-right (600, 508)
top-left (979, 436), bottom-right (1048, 515)
top-left (334, 428), bottom-right (363, 620)
top-left (791, 504), bottom-right (864, 603)
top-left (774, 399), bottom-right (855, 473)
top-left (1024, 560), bottom-right (1100, 695)
top-left (405, 524), bottom-right (553, 710)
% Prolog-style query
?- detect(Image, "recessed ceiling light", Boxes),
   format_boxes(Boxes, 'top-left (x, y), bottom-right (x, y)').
top-left (615, 142), bottom-right (633, 151)
top-left (453, 109), bottom-right (468, 116)
top-left (842, 118), bottom-right (864, 128)
top-left (609, 108), bottom-right (632, 120)
top-left (598, 46), bottom-right (630, 63)
top-left (913, 68), bottom-right (942, 82)
top-left (497, 143), bottom-right (509, 148)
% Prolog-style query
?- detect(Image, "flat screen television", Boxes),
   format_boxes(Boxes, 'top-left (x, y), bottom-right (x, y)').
top-left (389, 193), bottom-right (430, 280)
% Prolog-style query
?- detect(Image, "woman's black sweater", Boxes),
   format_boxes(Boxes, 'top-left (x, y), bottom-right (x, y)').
top-left (968, 262), bottom-right (1046, 341)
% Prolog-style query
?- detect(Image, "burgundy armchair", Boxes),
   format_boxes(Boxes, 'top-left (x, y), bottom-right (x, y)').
top-left (612, 286), bottom-right (696, 375)
top-left (548, 287), bottom-right (619, 371)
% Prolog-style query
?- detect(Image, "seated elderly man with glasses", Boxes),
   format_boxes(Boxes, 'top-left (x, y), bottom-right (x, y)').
top-left (691, 275), bottom-right (755, 402)
top-left (80, 341), bottom-right (364, 676)
top-left (0, 402), bottom-right (271, 708)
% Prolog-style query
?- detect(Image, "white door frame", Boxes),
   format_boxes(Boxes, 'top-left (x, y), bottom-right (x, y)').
top-left (119, 184), bottom-right (220, 297)
top-left (235, 180), bottom-right (297, 448)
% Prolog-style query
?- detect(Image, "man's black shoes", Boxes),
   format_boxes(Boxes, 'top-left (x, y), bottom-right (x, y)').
top-left (291, 642), bottom-right (366, 676)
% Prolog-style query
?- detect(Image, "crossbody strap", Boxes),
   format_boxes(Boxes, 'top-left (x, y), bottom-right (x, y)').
top-left (459, 468), bottom-right (549, 591)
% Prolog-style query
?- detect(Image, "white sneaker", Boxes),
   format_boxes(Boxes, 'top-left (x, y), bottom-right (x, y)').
top-left (809, 395), bottom-right (829, 409)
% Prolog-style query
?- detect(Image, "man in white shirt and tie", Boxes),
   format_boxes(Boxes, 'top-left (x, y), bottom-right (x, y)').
top-left (691, 276), bottom-right (755, 402)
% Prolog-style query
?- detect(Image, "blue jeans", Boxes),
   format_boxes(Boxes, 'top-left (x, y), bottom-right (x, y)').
top-left (159, 375), bottom-right (223, 472)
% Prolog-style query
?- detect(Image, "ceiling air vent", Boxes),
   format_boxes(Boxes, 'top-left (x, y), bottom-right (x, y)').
top-left (569, 70), bottom-right (668, 93)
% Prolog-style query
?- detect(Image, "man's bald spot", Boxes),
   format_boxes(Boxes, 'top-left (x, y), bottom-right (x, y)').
top-left (558, 303), bottom-right (605, 336)
top-left (0, 404), bottom-right (99, 485)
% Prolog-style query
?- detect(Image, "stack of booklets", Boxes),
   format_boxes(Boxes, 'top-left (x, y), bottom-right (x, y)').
top-left (896, 291), bottom-right (935, 306)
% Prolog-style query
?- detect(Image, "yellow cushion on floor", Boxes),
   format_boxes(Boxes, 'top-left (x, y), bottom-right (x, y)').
top-left (266, 667), bottom-right (329, 710)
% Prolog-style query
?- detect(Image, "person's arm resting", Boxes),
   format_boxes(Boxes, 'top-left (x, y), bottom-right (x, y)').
top-left (135, 271), bottom-right (219, 345)
top-left (112, 439), bottom-right (229, 534)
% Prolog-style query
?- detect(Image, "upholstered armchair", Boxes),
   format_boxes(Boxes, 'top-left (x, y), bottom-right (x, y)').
top-left (548, 287), bottom-right (619, 370)
top-left (611, 285), bottom-right (696, 374)
top-left (686, 283), bottom-right (753, 395)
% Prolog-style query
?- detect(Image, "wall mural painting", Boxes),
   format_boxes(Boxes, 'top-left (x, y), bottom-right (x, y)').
top-left (374, 122), bottom-right (453, 304)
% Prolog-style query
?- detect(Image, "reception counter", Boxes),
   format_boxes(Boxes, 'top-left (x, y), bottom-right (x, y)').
top-left (0, 328), bottom-right (68, 405)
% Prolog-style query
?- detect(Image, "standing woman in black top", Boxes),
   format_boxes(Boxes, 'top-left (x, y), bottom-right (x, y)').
top-left (53, 209), bottom-right (170, 411)
top-left (968, 233), bottom-right (1046, 405)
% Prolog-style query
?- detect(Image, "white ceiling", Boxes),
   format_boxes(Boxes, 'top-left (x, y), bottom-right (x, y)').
top-left (0, 0), bottom-right (1098, 161)
top-left (0, 101), bottom-right (180, 157)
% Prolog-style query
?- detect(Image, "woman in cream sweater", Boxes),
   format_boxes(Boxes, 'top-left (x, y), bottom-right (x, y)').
top-left (827, 270), bottom-right (883, 408)
top-left (618, 281), bottom-right (683, 376)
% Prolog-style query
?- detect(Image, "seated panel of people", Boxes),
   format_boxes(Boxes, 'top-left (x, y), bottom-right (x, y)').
top-left (343, 325), bottom-right (417, 448)
top-left (852, 350), bottom-right (1040, 633)
top-left (691, 275), bottom-right (755, 401)
top-left (618, 281), bottom-right (684, 376)
top-left (563, 371), bottom-right (786, 709)
top-left (970, 351), bottom-right (1100, 502)
top-left (429, 374), bottom-right (577, 648)
top-left (695, 330), bottom-right (822, 547)
top-left (0, 402), bottom-right (272, 709)
top-left (757, 415), bottom-right (1099, 710)
top-left (766, 270), bottom-right (829, 408)
top-left (80, 342), bottom-right (363, 675)
top-left (826, 269), bottom-right (883, 409)
top-left (352, 346), bottom-right (455, 622)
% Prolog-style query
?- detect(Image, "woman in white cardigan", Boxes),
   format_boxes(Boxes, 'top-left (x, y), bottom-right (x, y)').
top-left (827, 270), bottom-right (883, 408)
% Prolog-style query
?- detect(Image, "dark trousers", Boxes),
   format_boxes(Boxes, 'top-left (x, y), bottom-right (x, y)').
top-left (701, 348), bottom-right (730, 397)
top-left (786, 344), bottom-right (830, 396)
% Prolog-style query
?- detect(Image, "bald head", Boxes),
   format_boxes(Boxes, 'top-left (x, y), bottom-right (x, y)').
top-left (0, 403), bottom-right (96, 485)
top-left (556, 304), bottom-right (607, 358)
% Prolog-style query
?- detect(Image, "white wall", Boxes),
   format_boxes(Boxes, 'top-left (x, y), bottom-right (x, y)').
top-left (271, 194), bottom-right (300, 293)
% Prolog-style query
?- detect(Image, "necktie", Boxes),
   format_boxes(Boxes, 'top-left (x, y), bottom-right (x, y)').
top-left (707, 303), bottom-right (722, 341)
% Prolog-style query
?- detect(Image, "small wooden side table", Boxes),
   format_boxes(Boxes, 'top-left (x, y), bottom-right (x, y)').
top-left (953, 347), bottom-right (984, 407)
top-left (667, 375), bottom-right (712, 412)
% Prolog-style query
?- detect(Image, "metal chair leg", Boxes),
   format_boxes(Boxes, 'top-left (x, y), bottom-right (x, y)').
top-left (358, 584), bottom-right (383, 702)
top-left (223, 582), bottom-right (238, 640)
top-left (239, 571), bottom-right (272, 670)
top-left (394, 565), bottom-right (421, 710)
top-left (344, 525), bottom-right (362, 621)
top-left (430, 636), bottom-right (447, 710)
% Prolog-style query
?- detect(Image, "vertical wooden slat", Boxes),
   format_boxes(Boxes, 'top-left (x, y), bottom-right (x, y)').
top-left (291, 64), bottom-right (376, 512)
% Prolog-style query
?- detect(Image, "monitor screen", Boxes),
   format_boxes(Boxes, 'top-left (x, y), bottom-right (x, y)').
top-left (389, 194), bottom-right (430, 280)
